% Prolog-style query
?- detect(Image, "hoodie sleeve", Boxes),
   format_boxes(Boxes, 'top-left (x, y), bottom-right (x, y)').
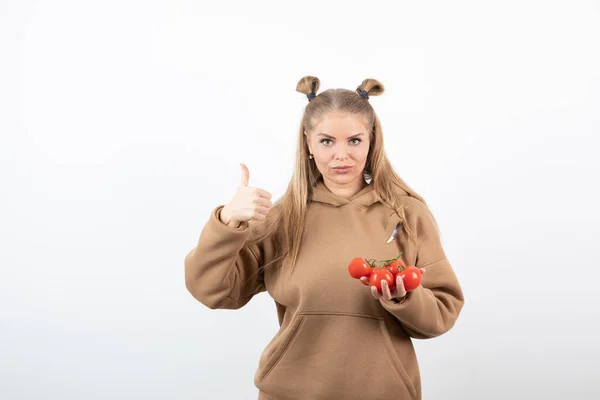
top-left (184, 205), bottom-right (276, 310)
top-left (380, 200), bottom-right (465, 339)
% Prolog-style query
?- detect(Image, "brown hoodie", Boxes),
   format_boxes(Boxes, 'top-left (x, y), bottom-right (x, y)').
top-left (184, 178), bottom-right (464, 400)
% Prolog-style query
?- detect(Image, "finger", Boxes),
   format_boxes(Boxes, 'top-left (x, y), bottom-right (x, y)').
top-left (254, 188), bottom-right (272, 200)
top-left (382, 280), bottom-right (392, 301)
top-left (240, 163), bottom-right (250, 187)
top-left (395, 275), bottom-right (407, 298)
top-left (360, 277), bottom-right (369, 285)
top-left (421, 267), bottom-right (427, 274)
top-left (252, 205), bottom-right (271, 219)
top-left (253, 196), bottom-right (273, 208)
top-left (251, 212), bottom-right (267, 222)
top-left (371, 286), bottom-right (381, 299)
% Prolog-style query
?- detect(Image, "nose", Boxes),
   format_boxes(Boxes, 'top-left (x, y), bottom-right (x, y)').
top-left (335, 145), bottom-right (349, 160)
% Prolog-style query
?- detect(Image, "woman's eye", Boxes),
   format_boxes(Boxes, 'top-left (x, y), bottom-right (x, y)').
top-left (320, 139), bottom-right (362, 145)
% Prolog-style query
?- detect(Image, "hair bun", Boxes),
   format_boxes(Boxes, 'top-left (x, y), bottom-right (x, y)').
top-left (296, 76), bottom-right (321, 101)
top-left (356, 78), bottom-right (385, 99)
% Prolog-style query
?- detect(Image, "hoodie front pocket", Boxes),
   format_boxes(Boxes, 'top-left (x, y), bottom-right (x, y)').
top-left (256, 312), bottom-right (417, 400)
top-left (255, 313), bottom-right (308, 386)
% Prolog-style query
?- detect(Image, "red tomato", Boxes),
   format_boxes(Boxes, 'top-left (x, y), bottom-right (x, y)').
top-left (348, 258), bottom-right (373, 279)
top-left (369, 269), bottom-right (395, 293)
top-left (386, 259), bottom-right (407, 276)
top-left (398, 266), bottom-right (422, 292)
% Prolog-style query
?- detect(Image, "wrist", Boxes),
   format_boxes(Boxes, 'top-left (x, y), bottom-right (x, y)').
top-left (218, 205), bottom-right (229, 221)
top-left (226, 220), bottom-right (242, 228)
top-left (389, 295), bottom-right (407, 304)
top-left (219, 207), bottom-right (243, 228)
top-left (219, 206), bottom-right (233, 224)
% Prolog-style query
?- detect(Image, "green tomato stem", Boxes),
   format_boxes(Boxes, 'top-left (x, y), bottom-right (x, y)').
top-left (378, 251), bottom-right (404, 264)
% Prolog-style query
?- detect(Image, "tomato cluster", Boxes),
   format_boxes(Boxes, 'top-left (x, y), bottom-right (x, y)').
top-left (347, 253), bottom-right (422, 294)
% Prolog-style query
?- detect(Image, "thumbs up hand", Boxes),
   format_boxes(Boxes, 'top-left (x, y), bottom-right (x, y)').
top-left (220, 163), bottom-right (273, 226)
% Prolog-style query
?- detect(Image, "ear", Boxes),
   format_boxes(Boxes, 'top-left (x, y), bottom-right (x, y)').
top-left (304, 131), bottom-right (312, 153)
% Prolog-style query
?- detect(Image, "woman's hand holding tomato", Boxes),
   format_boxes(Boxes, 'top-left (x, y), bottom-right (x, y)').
top-left (348, 255), bottom-right (425, 303)
top-left (360, 266), bottom-right (426, 302)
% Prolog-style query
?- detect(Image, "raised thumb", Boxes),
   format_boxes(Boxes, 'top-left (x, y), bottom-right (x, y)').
top-left (239, 163), bottom-right (249, 187)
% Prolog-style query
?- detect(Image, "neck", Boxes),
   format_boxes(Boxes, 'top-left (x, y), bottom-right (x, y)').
top-left (322, 176), bottom-right (368, 198)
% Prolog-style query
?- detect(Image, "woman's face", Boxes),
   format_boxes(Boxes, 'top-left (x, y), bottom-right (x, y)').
top-left (306, 112), bottom-right (371, 190)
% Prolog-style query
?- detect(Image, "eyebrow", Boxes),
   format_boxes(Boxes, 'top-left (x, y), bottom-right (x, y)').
top-left (317, 133), bottom-right (365, 139)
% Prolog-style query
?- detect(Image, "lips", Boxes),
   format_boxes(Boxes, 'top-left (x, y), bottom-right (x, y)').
top-left (333, 166), bottom-right (352, 169)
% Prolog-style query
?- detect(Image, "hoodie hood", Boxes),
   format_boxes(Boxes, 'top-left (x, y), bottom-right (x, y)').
top-left (309, 178), bottom-right (381, 208)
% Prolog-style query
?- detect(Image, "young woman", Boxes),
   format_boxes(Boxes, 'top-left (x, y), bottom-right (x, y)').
top-left (184, 76), bottom-right (465, 400)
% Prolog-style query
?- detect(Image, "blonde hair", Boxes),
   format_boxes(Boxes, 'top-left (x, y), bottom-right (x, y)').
top-left (247, 76), bottom-right (431, 275)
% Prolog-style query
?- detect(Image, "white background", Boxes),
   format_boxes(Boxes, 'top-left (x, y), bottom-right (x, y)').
top-left (1, 0), bottom-right (599, 399)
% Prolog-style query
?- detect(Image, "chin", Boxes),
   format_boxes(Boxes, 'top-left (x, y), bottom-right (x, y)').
top-left (327, 173), bottom-right (361, 183)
